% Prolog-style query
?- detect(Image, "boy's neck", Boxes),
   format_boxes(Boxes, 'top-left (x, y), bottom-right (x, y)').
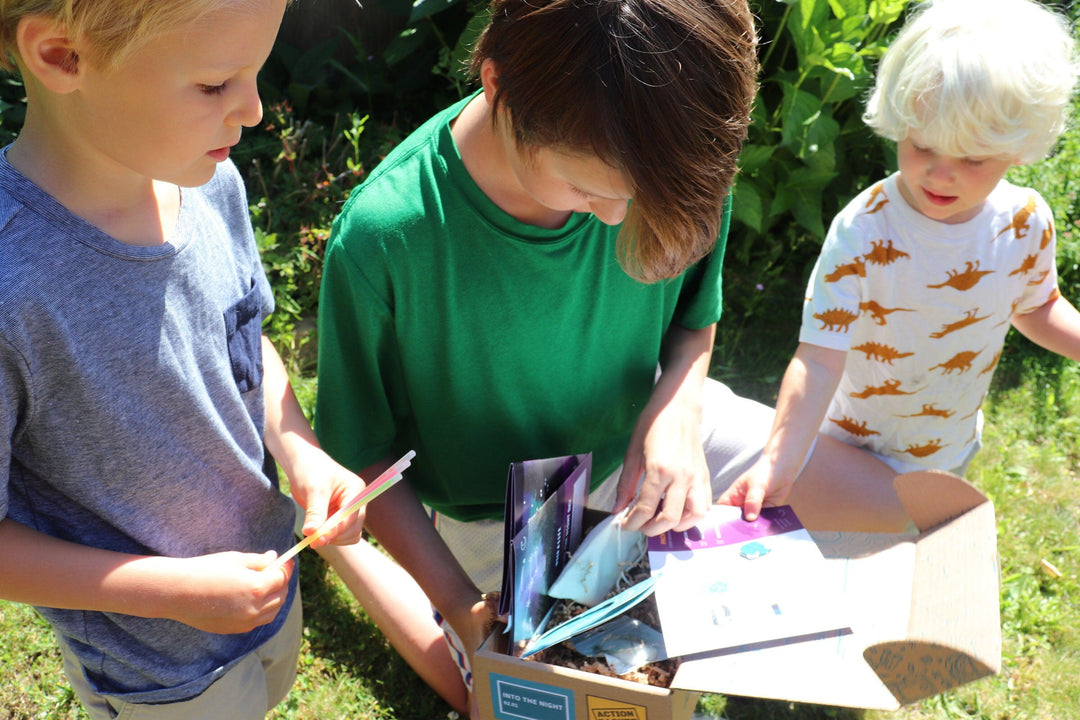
top-left (451, 94), bottom-right (571, 230)
top-left (7, 115), bottom-right (180, 247)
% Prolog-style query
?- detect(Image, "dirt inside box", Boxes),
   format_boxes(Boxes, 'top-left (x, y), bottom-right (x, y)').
top-left (525, 552), bottom-right (679, 688)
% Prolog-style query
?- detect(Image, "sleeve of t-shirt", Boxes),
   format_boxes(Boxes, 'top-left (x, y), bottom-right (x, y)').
top-left (313, 231), bottom-right (402, 474)
top-left (672, 194), bottom-right (731, 329)
top-left (798, 203), bottom-right (865, 352)
top-left (1014, 192), bottom-right (1061, 316)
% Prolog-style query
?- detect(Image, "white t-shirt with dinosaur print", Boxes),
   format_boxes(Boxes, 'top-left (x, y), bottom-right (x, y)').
top-left (800, 172), bottom-right (1058, 473)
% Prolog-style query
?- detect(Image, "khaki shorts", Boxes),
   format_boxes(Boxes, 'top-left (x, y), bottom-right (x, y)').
top-left (59, 593), bottom-right (303, 720)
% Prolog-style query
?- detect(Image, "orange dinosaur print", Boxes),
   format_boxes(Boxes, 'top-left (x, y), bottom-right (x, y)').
top-left (994, 298), bottom-right (1024, 328)
top-left (930, 350), bottom-right (980, 374)
top-left (929, 308), bottom-right (989, 338)
top-left (814, 307), bottom-right (858, 332)
top-left (850, 378), bottom-right (915, 399)
top-left (829, 416), bottom-right (880, 437)
top-left (1008, 254), bottom-right (1038, 277)
top-left (825, 258), bottom-right (866, 282)
top-left (925, 260), bottom-right (994, 291)
top-left (901, 439), bottom-right (945, 458)
top-left (860, 300), bottom-right (915, 326)
top-left (899, 403), bottom-right (954, 419)
top-left (994, 196), bottom-right (1037, 240)
top-left (864, 183), bottom-right (888, 214)
top-left (979, 350), bottom-right (1002, 376)
top-left (862, 238), bottom-right (910, 266)
top-left (851, 341), bottom-right (914, 364)
top-left (1027, 269), bottom-right (1051, 286)
top-left (1041, 225), bottom-right (1053, 250)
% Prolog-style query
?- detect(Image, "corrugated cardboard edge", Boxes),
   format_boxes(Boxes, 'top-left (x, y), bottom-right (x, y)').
top-left (474, 632), bottom-right (701, 720)
top-left (863, 471), bottom-right (1002, 706)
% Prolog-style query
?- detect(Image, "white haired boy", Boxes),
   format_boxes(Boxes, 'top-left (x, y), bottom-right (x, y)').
top-left (721, 0), bottom-right (1080, 519)
top-left (0, 1), bottom-right (365, 718)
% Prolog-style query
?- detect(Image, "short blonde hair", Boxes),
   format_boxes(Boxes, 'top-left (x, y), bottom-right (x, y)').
top-left (0, 0), bottom-right (264, 73)
top-left (864, 0), bottom-right (1079, 163)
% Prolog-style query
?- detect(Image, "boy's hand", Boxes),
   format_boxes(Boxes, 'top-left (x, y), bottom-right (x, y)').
top-left (162, 551), bottom-right (293, 634)
top-left (716, 457), bottom-right (793, 522)
top-left (614, 390), bottom-right (710, 535)
top-left (288, 451), bottom-right (367, 548)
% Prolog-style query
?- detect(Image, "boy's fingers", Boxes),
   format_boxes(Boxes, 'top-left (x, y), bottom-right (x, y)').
top-left (302, 506), bottom-right (328, 537)
top-left (742, 486), bottom-right (765, 522)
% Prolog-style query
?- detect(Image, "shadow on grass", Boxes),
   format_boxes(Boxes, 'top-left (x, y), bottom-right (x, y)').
top-left (297, 554), bottom-right (452, 719)
top-left (719, 696), bottom-right (866, 720)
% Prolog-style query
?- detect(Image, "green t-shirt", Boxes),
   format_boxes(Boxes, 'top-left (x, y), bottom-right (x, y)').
top-left (315, 93), bottom-right (728, 521)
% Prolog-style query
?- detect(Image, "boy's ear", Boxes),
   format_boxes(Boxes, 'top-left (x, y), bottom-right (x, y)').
top-left (16, 15), bottom-right (84, 93)
top-left (479, 58), bottom-right (500, 104)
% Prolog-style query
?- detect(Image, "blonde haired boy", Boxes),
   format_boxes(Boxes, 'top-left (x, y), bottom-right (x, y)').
top-left (0, 2), bottom-right (366, 718)
top-left (721, 0), bottom-right (1080, 520)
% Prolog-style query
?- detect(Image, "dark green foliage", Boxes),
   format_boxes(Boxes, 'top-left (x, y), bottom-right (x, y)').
top-left (717, 0), bottom-right (912, 401)
top-left (0, 72), bottom-right (25, 147)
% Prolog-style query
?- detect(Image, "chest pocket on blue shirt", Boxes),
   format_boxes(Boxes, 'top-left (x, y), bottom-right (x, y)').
top-left (223, 281), bottom-right (264, 393)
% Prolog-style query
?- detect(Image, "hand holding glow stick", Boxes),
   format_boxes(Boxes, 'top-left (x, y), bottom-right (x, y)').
top-left (269, 450), bottom-right (416, 571)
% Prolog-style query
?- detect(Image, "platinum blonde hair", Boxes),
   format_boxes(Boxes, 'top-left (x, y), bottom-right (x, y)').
top-left (864, 0), bottom-right (1079, 163)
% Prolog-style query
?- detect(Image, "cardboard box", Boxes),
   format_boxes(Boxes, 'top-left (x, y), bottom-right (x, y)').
top-left (473, 470), bottom-right (1001, 718)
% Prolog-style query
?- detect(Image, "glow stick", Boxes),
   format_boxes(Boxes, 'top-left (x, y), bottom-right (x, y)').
top-left (269, 450), bottom-right (416, 570)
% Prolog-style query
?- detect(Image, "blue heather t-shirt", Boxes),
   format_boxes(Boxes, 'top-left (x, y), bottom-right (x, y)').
top-left (0, 151), bottom-right (297, 704)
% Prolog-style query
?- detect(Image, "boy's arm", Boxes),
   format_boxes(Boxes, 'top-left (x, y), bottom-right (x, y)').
top-left (339, 457), bottom-right (498, 662)
top-left (0, 517), bottom-right (292, 634)
top-left (717, 341), bottom-right (846, 520)
top-left (260, 335), bottom-right (365, 547)
top-left (615, 323), bottom-right (714, 535)
top-left (1009, 293), bottom-right (1080, 361)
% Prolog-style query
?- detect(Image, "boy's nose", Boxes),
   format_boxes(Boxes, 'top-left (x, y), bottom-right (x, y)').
top-left (927, 157), bottom-right (956, 183)
top-left (591, 198), bottom-right (629, 226)
top-left (228, 82), bottom-right (264, 128)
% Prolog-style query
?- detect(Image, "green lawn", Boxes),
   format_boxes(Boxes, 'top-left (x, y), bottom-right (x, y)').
top-left (2, 340), bottom-right (1077, 719)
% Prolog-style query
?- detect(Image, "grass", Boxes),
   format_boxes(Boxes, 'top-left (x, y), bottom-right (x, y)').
top-left (4, 48), bottom-right (1080, 720)
top-left (2, 337), bottom-right (1078, 720)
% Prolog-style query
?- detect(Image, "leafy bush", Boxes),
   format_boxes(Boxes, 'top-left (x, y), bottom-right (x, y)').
top-left (716, 0), bottom-right (912, 397)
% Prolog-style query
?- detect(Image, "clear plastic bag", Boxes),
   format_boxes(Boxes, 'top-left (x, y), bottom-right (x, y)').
top-left (569, 615), bottom-right (668, 675)
top-left (548, 508), bottom-right (646, 606)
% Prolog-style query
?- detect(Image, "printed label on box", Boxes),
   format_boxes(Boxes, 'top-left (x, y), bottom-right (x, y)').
top-left (587, 695), bottom-right (647, 720)
top-left (489, 673), bottom-right (574, 720)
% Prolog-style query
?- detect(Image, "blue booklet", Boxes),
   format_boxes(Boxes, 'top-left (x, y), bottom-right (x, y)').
top-left (498, 454), bottom-right (591, 653)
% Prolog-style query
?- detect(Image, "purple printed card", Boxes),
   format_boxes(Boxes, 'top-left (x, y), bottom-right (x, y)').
top-left (647, 504), bottom-right (849, 658)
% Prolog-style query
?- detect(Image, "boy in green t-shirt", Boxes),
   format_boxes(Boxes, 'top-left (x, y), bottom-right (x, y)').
top-left (314, 0), bottom-right (904, 713)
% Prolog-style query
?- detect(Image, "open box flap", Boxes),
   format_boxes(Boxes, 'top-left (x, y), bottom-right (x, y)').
top-left (864, 479), bottom-right (1001, 707)
top-left (893, 470), bottom-right (990, 532)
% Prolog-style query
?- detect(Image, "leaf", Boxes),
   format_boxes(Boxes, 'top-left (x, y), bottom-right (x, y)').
top-left (827, 0), bottom-right (867, 19)
top-left (868, 0), bottom-right (908, 25)
top-left (383, 26), bottom-right (431, 68)
top-left (737, 144), bottom-right (776, 174)
top-left (789, 186), bottom-right (828, 237)
top-left (779, 83), bottom-right (823, 149)
top-left (446, 6), bottom-right (492, 83)
top-left (371, 0), bottom-right (417, 16)
top-left (409, 0), bottom-right (464, 23)
top-left (732, 178), bottom-right (765, 233)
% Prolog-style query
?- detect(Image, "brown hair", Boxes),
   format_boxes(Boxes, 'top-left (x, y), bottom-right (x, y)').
top-left (471, 0), bottom-right (758, 282)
